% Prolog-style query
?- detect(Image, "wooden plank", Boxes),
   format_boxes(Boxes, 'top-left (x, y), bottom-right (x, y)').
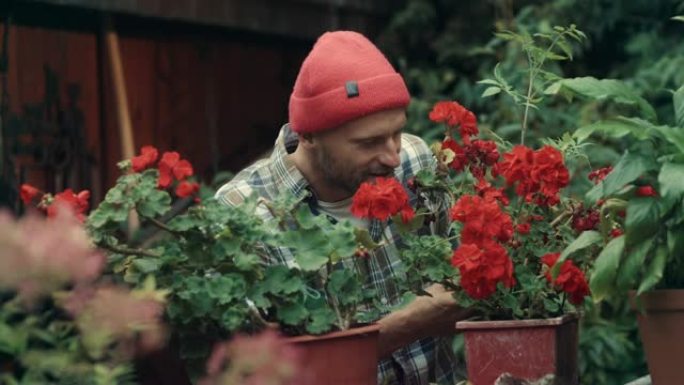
top-left (18, 0), bottom-right (388, 39)
top-left (102, 34), bottom-right (156, 188)
top-left (3, 23), bottom-right (101, 200)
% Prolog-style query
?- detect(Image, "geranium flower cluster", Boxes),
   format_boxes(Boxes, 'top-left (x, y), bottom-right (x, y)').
top-left (347, 100), bottom-right (594, 316)
top-left (495, 145), bottom-right (570, 206)
top-left (21, 184), bottom-right (91, 222)
top-left (350, 177), bottom-right (414, 223)
top-left (131, 145), bottom-right (200, 198)
top-left (429, 100), bottom-right (590, 306)
top-left (449, 195), bottom-right (515, 299)
top-left (20, 146), bottom-right (201, 222)
top-left (541, 253), bottom-right (591, 305)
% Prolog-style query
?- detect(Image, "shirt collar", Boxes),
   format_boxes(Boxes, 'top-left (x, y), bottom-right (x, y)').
top-left (268, 123), bottom-right (312, 201)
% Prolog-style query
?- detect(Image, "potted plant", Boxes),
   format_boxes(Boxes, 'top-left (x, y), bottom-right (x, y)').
top-left (354, 25), bottom-right (599, 385)
top-left (20, 147), bottom-right (408, 384)
top-left (550, 68), bottom-right (684, 383)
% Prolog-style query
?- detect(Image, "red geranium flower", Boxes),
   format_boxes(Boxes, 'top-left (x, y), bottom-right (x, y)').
top-left (541, 253), bottom-right (591, 305)
top-left (351, 177), bottom-right (410, 221)
top-left (452, 241), bottom-right (515, 299)
top-left (158, 152), bottom-right (194, 189)
top-left (516, 223), bottom-right (531, 235)
top-left (588, 166), bottom-right (613, 184)
top-left (450, 195), bottom-right (514, 244)
top-left (400, 206), bottom-right (415, 224)
top-left (20, 184), bottom-right (42, 205)
top-left (429, 101), bottom-right (479, 144)
top-left (176, 181), bottom-right (200, 198)
top-left (636, 185), bottom-right (657, 197)
top-left (131, 145), bottom-right (159, 172)
top-left (497, 145), bottom-right (569, 207)
top-left (475, 179), bottom-right (510, 206)
top-left (46, 189), bottom-right (90, 221)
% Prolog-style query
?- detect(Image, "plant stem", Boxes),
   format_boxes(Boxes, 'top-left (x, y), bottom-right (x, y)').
top-left (521, 60), bottom-right (534, 145)
top-left (98, 242), bottom-right (159, 258)
top-left (144, 215), bottom-right (183, 236)
top-left (550, 208), bottom-right (572, 228)
top-left (325, 261), bottom-right (347, 330)
top-left (559, 292), bottom-right (567, 313)
top-left (521, 32), bottom-right (566, 145)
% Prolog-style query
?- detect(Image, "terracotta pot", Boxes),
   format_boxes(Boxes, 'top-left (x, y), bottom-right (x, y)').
top-left (630, 289), bottom-right (684, 385)
top-left (286, 323), bottom-right (380, 385)
top-left (455, 314), bottom-right (579, 385)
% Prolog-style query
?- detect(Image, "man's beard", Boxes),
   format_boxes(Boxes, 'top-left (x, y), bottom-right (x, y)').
top-left (315, 146), bottom-right (394, 197)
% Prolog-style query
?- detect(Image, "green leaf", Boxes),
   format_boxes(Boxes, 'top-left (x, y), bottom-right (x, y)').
top-left (553, 77), bottom-right (657, 122)
top-left (556, 39), bottom-right (573, 60)
top-left (221, 307), bottom-right (248, 331)
top-left (354, 228), bottom-right (379, 250)
top-left (282, 228), bottom-right (330, 271)
top-left (325, 222), bottom-right (358, 264)
top-left (0, 322), bottom-right (27, 355)
top-left (415, 168), bottom-right (439, 188)
top-left (637, 246), bottom-right (668, 294)
top-left (327, 269), bottom-right (364, 306)
top-left (667, 226), bottom-right (684, 260)
top-left (87, 201), bottom-right (131, 228)
top-left (305, 307), bottom-right (337, 334)
top-left (558, 230), bottom-right (602, 263)
top-left (137, 189), bottom-right (171, 218)
top-left (573, 117), bottom-right (654, 143)
top-left (481, 87), bottom-right (501, 97)
top-left (234, 253), bottom-right (261, 271)
top-left (208, 274), bottom-right (247, 304)
top-left (651, 124), bottom-right (684, 154)
top-left (672, 16), bottom-right (684, 22)
top-left (586, 152), bottom-right (658, 203)
top-left (258, 265), bottom-right (305, 296)
top-left (392, 211), bottom-right (425, 234)
top-left (658, 162), bottom-right (684, 201)
top-left (167, 215), bottom-right (198, 231)
top-left (294, 204), bottom-right (317, 229)
top-left (132, 258), bottom-right (162, 273)
top-left (543, 81), bottom-right (562, 95)
top-left (477, 78), bottom-right (500, 86)
top-left (616, 238), bottom-right (654, 290)
top-left (625, 198), bottom-right (660, 247)
top-left (590, 236), bottom-right (626, 302)
top-left (674, 84), bottom-right (684, 127)
top-left (277, 302), bottom-right (308, 326)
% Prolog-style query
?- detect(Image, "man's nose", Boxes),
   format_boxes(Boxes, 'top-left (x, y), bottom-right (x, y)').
top-left (378, 138), bottom-right (401, 169)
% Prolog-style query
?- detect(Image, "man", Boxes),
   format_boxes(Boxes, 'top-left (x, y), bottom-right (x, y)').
top-left (216, 31), bottom-right (470, 385)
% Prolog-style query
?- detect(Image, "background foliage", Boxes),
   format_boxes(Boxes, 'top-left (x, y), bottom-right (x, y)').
top-left (379, 0), bottom-right (684, 383)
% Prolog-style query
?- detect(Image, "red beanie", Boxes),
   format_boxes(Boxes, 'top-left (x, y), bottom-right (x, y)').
top-left (289, 31), bottom-right (410, 134)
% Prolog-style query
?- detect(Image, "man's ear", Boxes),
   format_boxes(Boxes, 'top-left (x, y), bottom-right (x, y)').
top-left (298, 133), bottom-right (316, 148)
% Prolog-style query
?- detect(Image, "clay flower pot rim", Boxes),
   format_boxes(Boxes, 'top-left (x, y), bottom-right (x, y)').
top-left (285, 323), bottom-right (380, 343)
top-left (629, 289), bottom-right (684, 312)
top-left (455, 312), bottom-right (579, 331)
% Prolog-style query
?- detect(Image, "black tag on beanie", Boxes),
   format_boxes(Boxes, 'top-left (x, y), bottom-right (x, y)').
top-left (345, 81), bottom-right (359, 98)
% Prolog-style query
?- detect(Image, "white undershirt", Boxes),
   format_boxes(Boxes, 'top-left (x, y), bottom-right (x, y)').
top-left (317, 197), bottom-right (370, 229)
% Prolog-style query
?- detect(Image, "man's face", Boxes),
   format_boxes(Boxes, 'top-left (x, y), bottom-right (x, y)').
top-left (309, 108), bottom-right (406, 198)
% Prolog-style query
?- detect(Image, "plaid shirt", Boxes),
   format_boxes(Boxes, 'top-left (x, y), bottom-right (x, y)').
top-left (216, 124), bottom-right (461, 385)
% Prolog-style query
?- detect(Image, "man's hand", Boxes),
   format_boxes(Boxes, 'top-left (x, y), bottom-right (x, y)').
top-left (376, 284), bottom-right (473, 358)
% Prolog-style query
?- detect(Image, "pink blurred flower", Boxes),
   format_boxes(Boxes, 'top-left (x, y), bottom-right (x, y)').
top-left (199, 329), bottom-right (311, 385)
top-left (68, 285), bottom-right (166, 358)
top-left (0, 209), bottom-right (104, 303)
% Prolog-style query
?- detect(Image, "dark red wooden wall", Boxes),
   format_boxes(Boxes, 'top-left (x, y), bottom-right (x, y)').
top-left (1, 18), bottom-right (309, 203)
